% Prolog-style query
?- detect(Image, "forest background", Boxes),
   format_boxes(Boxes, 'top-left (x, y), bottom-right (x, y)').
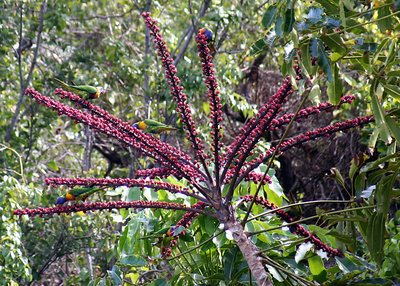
top-left (1, 0), bottom-right (400, 285)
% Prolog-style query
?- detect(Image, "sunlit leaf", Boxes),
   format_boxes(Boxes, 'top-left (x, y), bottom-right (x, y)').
top-left (262, 5), bottom-right (278, 29)
top-left (327, 63), bottom-right (342, 104)
top-left (366, 212), bottom-right (386, 264)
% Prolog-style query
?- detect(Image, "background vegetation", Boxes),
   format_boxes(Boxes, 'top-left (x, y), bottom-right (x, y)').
top-left (1, 0), bottom-right (399, 285)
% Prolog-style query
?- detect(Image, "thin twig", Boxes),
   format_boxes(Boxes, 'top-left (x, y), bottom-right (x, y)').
top-left (249, 205), bottom-right (376, 236)
top-left (173, 0), bottom-right (211, 67)
top-left (5, 0), bottom-right (47, 142)
top-left (167, 230), bottom-right (224, 260)
top-left (247, 199), bottom-right (354, 222)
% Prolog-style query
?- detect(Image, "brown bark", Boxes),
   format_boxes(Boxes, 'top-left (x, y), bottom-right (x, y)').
top-left (225, 218), bottom-right (272, 286)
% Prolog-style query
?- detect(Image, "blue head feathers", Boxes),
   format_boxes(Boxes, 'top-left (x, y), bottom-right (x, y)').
top-left (56, 196), bottom-right (67, 205)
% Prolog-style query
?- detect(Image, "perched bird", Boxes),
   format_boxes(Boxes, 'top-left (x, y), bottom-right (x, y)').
top-left (50, 78), bottom-right (105, 100)
top-left (55, 186), bottom-right (107, 206)
top-left (199, 28), bottom-right (217, 53)
top-left (132, 119), bottom-right (178, 134)
top-left (141, 226), bottom-right (177, 247)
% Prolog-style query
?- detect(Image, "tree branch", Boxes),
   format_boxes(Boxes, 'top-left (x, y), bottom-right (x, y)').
top-left (5, 0), bottom-right (47, 142)
top-left (172, 0), bottom-right (211, 67)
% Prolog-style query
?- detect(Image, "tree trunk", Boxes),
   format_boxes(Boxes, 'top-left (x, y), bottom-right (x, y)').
top-left (225, 218), bottom-right (273, 286)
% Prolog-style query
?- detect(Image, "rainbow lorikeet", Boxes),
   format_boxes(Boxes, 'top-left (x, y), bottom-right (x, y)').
top-left (141, 226), bottom-right (177, 247)
top-left (50, 78), bottom-right (105, 100)
top-left (199, 28), bottom-right (217, 53)
top-left (55, 186), bottom-right (107, 205)
top-left (132, 119), bottom-right (178, 134)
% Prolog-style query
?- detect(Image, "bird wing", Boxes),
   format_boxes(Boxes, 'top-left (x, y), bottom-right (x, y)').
top-left (144, 119), bottom-right (167, 127)
top-left (50, 78), bottom-right (71, 90)
top-left (69, 186), bottom-right (106, 199)
top-left (144, 119), bottom-right (178, 133)
top-left (72, 85), bottom-right (98, 95)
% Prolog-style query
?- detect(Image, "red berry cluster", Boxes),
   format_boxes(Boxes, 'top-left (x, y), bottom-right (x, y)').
top-left (45, 176), bottom-right (201, 197)
top-left (163, 201), bottom-right (207, 256)
top-left (223, 76), bottom-right (293, 183)
top-left (26, 88), bottom-right (205, 188)
top-left (13, 200), bottom-right (195, 217)
top-left (196, 31), bottom-right (224, 183)
top-left (142, 12), bottom-right (208, 167)
top-left (159, 201), bottom-right (206, 258)
top-left (241, 195), bottom-right (343, 258)
top-left (234, 114), bottom-right (374, 190)
top-left (272, 94), bottom-right (356, 130)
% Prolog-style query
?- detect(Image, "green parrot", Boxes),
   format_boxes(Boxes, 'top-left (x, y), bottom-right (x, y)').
top-left (55, 186), bottom-right (107, 205)
top-left (141, 226), bottom-right (177, 247)
top-left (50, 78), bottom-right (105, 100)
top-left (199, 28), bottom-right (217, 53)
top-left (132, 119), bottom-right (178, 134)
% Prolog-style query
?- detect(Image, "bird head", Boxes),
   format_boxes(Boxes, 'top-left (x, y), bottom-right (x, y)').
top-left (131, 123), bottom-right (139, 129)
top-left (166, 225), bottom-right (176, 236)
top-left (199, 28), bottom-right (213, 43)
top-left (138, 121), bottom-right (147, 131)
top-left (98, 86), bottom-right (106, 95)
top-left (56, 196), bottom-right (67, 205)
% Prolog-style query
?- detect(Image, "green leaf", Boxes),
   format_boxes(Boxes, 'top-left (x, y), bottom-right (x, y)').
top-left (223, 247), bottom-right (239, 279)
top-left (309, 84), bottom-right (321, 106)
top-left (383, 84), bottom-right (400, 100)
top-left (107, 265), bottom-right (122, 286)
top-left (316, 39), bottom-right (333, 82)
top-left (308, 255), bottom-right (325, 275)
top-left (320, 34), bottom-right (347, 55)
top-left (385, 115), bottom-right (400, 143)
top-left (151, 279), bottom-right (168, 286)
top-left (366, 212), bottom-right (386, 264)
top-left (127, 186), bottom-right (140, 202)
top-left (377, 6), bottom-right (392, 33)
top-left (368, 127), bottom-right (380, 150)
top-left (315, 0), bottom-right (339, 15)
top-left (262, 5), bottom-right (277, 29)
top-left (284, 9), bottom-right (295, 34)
top-left (372, 38), bottom-right (390, 65)
top-left (354, 42), bottom-right (378, 52)
top-left (120, 255), bottom-right (146, 266)
top-left (325, 230), bottom-right (354, 244)
top-left (359, 152), bottom-right (399, 174)
top-left (328, 167), bottom-right (345, 188)
top-left (327, 63), bottom-right (342, 104)
top-left (250, 38), bottom-right (268, 56)
top-left (310, 37), bottom-right (318, 57)
top-left (300, 41), bottom-right (312, 75)
top-left (339, 1), bottom-right (346, 31)
top-left (336, 256), bottom-right (364, 273)
top-left (118, 225), bottom-right (129, 254)
top-left (342, 0), bottom-right (354, 10)
top-left (371, 91), bottom-right (391, 143)
top-left (376, 164), bottom-right (400, 215)
top-left (275, 16), bottom-right (283, 36)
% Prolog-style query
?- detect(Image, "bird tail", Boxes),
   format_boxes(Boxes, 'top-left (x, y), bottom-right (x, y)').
top-left (50, 77), bottom-right (70, 90)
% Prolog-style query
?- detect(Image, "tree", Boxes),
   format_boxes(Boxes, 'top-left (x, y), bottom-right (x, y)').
top-left (12, 13), bottom-right (381, 285)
